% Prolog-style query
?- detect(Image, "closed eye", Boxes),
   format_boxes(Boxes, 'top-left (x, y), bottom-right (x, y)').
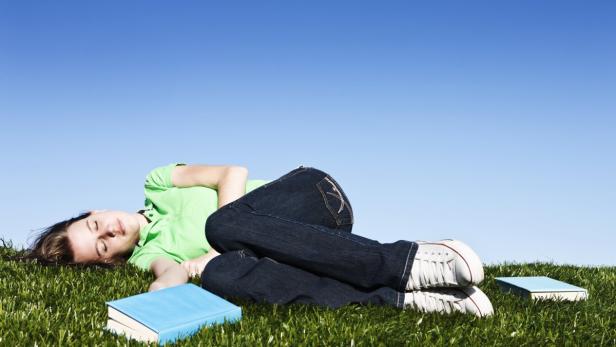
top-left (97, 239), bottom-right (108, 258)
top-left (87, 220), bottom-right (98, 232)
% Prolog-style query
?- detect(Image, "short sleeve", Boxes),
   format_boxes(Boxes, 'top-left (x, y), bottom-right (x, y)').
top-left (128, 249), bottom-right (177, 272)
top-left (144, 163), bottom-right (186, 190)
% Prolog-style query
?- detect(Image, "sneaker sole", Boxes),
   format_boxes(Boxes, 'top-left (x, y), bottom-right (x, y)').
top-left (461, 286), bottom-right (494, 317)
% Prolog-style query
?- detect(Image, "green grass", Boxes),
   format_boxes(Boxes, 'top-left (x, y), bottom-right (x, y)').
top-left (1, 239), bottom-right (614, 346)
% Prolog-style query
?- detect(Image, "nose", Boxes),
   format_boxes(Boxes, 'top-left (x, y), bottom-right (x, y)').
top-left (104, 228), bottom-right (117, 238)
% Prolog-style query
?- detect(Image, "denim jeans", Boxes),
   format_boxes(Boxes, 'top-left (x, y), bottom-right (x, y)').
top-left (201, 166), bottom-right (418, 309)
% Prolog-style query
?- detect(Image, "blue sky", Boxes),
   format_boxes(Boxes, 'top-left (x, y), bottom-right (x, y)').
top-left (1, 1), bottom-right (614, 265)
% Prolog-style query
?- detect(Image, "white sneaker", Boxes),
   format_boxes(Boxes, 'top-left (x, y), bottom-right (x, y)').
top-left (404, 286), bottom-right (494, 317)
top-left (406, 239), bottom-right (484, 291)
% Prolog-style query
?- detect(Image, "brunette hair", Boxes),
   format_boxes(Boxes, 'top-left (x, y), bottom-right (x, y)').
top-left (14, 211), bottom-right (129, 269)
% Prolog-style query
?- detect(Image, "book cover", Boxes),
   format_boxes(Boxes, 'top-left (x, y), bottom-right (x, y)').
top-left (495, 276), bottom-right (588, 301)
top-left (105, 283), bottom-right (241, 345)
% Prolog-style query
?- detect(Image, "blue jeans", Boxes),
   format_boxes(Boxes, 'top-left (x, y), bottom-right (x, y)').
top-left (201, 166), bottom-right (418, 309)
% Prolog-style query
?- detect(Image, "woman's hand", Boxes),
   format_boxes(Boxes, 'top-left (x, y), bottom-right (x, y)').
top-left (148, 281), bottom-right (167, 292)
top-left (180, 250), bottom-right (220, 278)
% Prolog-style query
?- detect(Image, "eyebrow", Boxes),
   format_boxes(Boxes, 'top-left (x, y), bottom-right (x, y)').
top-left (87, 220), bottom-right (101, 258)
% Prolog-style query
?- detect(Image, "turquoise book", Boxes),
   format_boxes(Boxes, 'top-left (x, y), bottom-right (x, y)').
top-left (105, 284), bottom-right (242, 345)
top-left (495, 276), bottom-right (588, 301)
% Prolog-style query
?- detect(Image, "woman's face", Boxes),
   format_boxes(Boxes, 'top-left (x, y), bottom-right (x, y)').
top-left (66, 210), bottom-right (143, 264)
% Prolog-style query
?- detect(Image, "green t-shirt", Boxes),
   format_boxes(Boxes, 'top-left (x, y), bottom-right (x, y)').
top-left (127, 163), bottom-right (270, 271)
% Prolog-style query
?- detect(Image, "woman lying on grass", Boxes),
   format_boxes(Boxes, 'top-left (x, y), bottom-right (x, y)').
top-left (26, 163), bottom-right (494, 317)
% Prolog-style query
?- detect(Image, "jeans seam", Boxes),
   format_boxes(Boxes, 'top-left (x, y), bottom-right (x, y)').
top-left (244, 209), bottom-right (373, 247)
top-left (258, 167), bottom-right (310, 189)
top-left (397, 241), bottom-right (418, 292)
top-left (228, 167), bottom-right (310, 210)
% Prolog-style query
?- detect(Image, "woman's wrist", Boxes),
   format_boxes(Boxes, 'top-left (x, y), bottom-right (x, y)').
top-left (149, 263), bottom-right (189, 291)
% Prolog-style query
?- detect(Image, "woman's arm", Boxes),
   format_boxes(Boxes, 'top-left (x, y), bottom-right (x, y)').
top-left (147, 164), bottom-right (246, 291)
top-left (171, 164), bottom-right (248, 208)
top-left (148, 251), bottom-right (222, 291)
top-left (148, 257), bottom-right (189, 292)
top-left (179, 249), bottom-right (221, 278)
top-left (216, 167), bottom-right (248, 208)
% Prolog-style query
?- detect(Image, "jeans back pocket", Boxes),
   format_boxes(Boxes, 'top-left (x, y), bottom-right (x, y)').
top-left (316, 175), bottom-right (354, 227)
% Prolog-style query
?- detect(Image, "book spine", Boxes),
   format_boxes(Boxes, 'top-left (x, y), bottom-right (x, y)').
top-left (158, 308), bottom-right (242, 345)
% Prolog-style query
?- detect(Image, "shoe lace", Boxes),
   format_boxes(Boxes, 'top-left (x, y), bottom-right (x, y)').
top-left (407, 290), bottom-right (464, 314)
top-left (409, 247), bottom-right (456, 290)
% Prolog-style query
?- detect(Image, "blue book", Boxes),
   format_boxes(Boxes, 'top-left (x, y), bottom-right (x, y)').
top-left (105, 284), bottom-right (241, 345)
top-left (495, 276), bottom-right (588, 301)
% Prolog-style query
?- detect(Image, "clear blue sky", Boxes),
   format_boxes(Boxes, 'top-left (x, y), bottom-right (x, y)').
top-left (1, 1), bottom-right (614, 265)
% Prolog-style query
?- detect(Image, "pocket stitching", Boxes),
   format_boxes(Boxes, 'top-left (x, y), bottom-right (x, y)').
top-left (322, 175), bottom-right (354, 224)
top-left (317, 176), bottom-right (353, 226)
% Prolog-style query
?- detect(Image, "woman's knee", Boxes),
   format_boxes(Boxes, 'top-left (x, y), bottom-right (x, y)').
top-left (200, 250), bottom-right (252, 299)
top-left (201, 250), bottom-right (232, 291)
top-left (205, 207), bottom-right (234, 250)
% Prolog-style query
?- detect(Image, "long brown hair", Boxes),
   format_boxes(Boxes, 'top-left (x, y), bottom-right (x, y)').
top-left (14, 211), bottom-right (129, 268)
